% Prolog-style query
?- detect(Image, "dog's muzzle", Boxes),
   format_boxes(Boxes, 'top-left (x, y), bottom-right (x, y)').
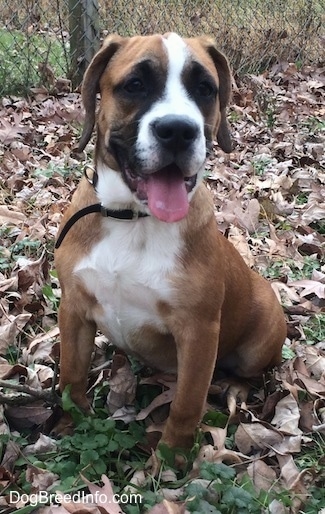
top-left (110, 114), bottom-right (204, 224)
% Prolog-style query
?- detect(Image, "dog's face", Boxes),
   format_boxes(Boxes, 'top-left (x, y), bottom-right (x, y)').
top-left (79, 33), bottom-right (232, 222)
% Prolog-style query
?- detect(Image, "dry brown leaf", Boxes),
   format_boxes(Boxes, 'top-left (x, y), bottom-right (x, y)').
top-left (299, 401), bottom-right (318, 432)
top-left (0, 313), bottom-right (32, 355)
top-left (58, 503), bottom-right (101, 514)
top-left (294, 371), bottom-right (325, 396)
top-left (271, 434), bottom-right (303, 456)
top-left (268, 499), bottom-right (288, 514)
top-left (289, 279), bottom-right (325, 299)
top-left (312, 398), bottom-right (325, 433)
top-left (123, 469), bottom-right (147, 496)
top-left (0, 275), bottom-right (18, 293)
top-left (235, 421), bottom-right (283, 454)
top-left (26, 465), bottom-right (59, 492)
top-left (21, 326), bottom-right (60, 364)
top-left (221, 198), bottom-right (260, 233)
top-left (0, 205), bottom-right (25, 225)
top-left (300, 345), bottom-right (325, 381)
top-left (201, 424), bottom-right (228, 450)
top-left (24, 434), bottom-right (58, 455)
top-left (147, 499), bottom-right (188, 514)
top-left (271, 392), bottom-right (302, 435)
top-left (277, 453), bottom-right (311, 494)
top-left (136, 382), bottom-right (176, 421)
top-left (301, 203), bottom-right (325, 224)
top-left (0, 360), bottom-right (22, 379)
top-left (0, 440), bottom-right (20, 472)
top-left (199, 423), bottom-right (249, 464)
top-left (227, 226), bottom-right (255, 267)
top-left (247, 460), bottom-right (277, 493)
top-left (5, 404), bottom-right (52, 429)
top-left (106, 353), bottom-right (137, 414)
top-left (193, 443), bottom-right (247, 468)
top-left (80, 474), bottom-right (125, 514)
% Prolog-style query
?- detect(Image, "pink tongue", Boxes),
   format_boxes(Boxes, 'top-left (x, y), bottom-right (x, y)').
top-left (146, 166), bottom-right (189, 223)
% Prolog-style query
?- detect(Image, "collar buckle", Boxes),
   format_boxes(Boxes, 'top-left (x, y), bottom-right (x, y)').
top-left (84, 166), bottom-right (98, 187)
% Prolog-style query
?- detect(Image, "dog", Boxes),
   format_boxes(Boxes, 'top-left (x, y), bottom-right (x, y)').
top-left (55, 33), bottom-right (286, 450)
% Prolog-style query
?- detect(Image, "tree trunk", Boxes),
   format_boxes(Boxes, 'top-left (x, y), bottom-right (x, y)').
top-left (68, 0), bottom-right (100, 89)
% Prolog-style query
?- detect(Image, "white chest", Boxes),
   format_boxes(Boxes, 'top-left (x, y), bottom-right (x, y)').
top-left (74, 218), bottom-right (183, 350)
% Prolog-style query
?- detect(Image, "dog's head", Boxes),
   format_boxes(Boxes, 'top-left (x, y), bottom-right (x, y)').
top-left (78, 33), bottom-right (232, 222)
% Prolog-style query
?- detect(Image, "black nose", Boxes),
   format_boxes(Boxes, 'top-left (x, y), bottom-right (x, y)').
top-left (152, 115), bottom-right (199, 152)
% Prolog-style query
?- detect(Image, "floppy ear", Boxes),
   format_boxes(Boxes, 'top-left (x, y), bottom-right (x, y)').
top-left (202, 38), bottom-right (233, 153)
top-left (77, 35), bottom-right (124, 152)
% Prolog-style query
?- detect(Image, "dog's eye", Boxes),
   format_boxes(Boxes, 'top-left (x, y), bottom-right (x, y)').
top-left (123, 78), bottom-right (145, 94)
top-left (197, 81), bottom-right (215, 98)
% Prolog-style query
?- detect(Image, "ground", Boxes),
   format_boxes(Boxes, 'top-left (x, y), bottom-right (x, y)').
top-left (0, 62), bottom-right (324, 514)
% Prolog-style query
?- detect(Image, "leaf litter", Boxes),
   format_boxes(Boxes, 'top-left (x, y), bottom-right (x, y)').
top-left (0, 61), bottom-right (324, 513)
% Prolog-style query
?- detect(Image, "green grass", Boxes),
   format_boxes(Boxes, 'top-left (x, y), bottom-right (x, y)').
top-left (0, 396), bottom-right (296, 512)
top-left (3, 395), bottom-right (324, 513)
top-left (0, 28), bottom-right (67, 95)
top-left (0, 233), bottom-right (42, 272)
top-left (295, 433), bottom-right (325, 514)
top-left (304, 314), bottom-right (325, 345)
top-left (263, 255), bottom-right (321, 281)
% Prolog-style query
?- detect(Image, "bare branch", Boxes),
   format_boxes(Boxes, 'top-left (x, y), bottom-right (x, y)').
top-left (0, 380), bottom-right (61, 405)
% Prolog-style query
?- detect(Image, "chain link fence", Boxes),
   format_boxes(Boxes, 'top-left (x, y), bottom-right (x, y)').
top-left (0, 0), bottom-right (324, 96)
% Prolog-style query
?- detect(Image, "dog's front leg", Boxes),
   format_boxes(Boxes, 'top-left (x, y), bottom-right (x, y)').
top-left (58, 298), bottom-right (96, 411)
top-left (161, 320), bottom-right (220, 449)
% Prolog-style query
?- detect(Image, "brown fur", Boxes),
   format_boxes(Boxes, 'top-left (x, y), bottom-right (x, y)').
top-left (55, 34), bottom-right (286, 450)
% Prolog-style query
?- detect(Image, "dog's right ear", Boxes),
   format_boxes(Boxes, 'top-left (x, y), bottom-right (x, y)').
top-left (77, 35), bottom-right (124, 152)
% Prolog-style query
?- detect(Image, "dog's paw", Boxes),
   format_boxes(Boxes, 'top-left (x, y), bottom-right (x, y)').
top-left (155, 442), bottom-right (193, 472)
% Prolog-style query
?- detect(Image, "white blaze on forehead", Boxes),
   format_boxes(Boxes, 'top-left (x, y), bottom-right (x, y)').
top-left (157, 33), bottom-right (203, 120)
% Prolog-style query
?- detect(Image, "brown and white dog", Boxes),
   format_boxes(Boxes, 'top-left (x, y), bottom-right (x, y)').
top-left (55, 33), bottom-right (286, 450)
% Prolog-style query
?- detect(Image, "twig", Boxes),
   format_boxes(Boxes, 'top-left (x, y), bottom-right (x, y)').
top-left (0, 393), bottom-right (45, 405)
top-left (0, 379), bottom-right (61, 405)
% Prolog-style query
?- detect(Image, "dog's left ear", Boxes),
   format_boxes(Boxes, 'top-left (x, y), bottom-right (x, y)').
top-left (201, 37), bottom-right (233, 153)
top-left (77, 35), bottom-right (125, 152)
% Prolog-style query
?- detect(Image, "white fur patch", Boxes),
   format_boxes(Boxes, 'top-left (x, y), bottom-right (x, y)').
top-left (95, 162), bottom-right (145, 211)
top-left (74, 212), bottom-right (183, 351)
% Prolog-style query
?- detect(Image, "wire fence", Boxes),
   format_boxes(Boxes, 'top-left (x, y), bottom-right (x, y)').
top-left (0, 0), bottom-right (324, 97)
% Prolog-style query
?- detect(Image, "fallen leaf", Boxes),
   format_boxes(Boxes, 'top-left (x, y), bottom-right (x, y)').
top-left (80, 474), bottom-right (125, 514)
top-left (147, 499), bottom-right (188, 514)
top-left (271, 392), bottom-right (302, 435)
top-left (235, 421), bottom-right (283, 454)
top-left (5, 404), bottom-right (52, 429)
top-left (288, 279), bottom-right (325, 299)
top-left (247, 460), bottom-right (278, 493)
top-left (26, 465), bottom-right (60, 492)
top-left (136, 384), bottom-right (176, 421)
top-left (106, 353), bottom-right (137, 414)
top-left (0, 313), bottom-right (32, 355)
top-left (24, 434), bottom-right (58, 455)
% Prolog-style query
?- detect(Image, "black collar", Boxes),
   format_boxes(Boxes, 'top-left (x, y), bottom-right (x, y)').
top-left (55, 167), bottom-right (149, 250)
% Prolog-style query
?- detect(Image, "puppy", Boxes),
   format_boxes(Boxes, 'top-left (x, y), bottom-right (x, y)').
top-left (55, 33), bottom-right (286, 449)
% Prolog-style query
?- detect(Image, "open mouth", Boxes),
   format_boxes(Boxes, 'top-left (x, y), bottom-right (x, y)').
top-left (123, 164), bottom-right (197, 223)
